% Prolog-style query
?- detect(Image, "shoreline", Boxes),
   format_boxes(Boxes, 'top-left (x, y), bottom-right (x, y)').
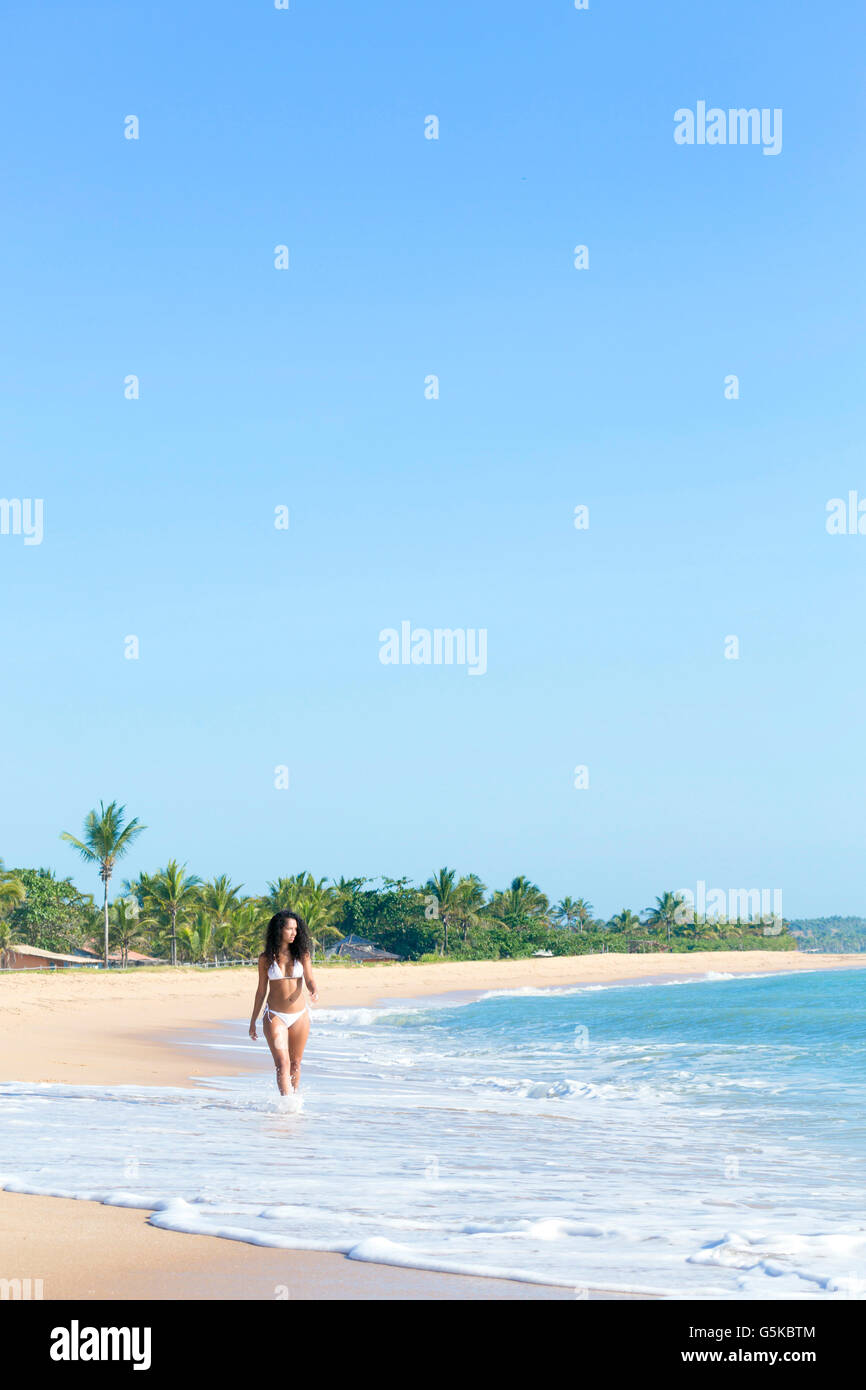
top-left (2, 950), bottom-right (863, 1301)
top-left (0, 1191), bottom-right (594, 1301)
top-left (3, 950), bottom-right (861, 1090)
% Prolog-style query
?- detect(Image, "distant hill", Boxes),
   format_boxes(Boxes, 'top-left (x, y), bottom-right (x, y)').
top-left (789, 917), bottom-right (866, 953)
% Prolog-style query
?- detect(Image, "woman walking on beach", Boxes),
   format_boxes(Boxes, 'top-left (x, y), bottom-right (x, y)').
top-left (250, 910), bottom-right (318, 1095)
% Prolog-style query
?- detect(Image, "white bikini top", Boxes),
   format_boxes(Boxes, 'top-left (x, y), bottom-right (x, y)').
top-left (267, 956), bottom-right (304, 981)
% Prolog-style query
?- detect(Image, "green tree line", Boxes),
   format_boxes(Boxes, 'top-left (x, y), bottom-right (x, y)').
top-left (0, 803), bottom-right (801, 967)
top-left (788, 917), bottom-right (866, 954)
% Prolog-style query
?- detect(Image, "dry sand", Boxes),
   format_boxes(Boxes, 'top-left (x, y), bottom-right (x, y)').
top-left (1, 950), bottom-right (862, 1300)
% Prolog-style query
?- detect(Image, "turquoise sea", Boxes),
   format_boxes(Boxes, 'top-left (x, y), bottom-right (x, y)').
top-left (2, 968), bottom-right (865, 1298)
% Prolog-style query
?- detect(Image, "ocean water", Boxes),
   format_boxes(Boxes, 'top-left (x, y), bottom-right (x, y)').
top-left (2, 968), bottom-right (866, 1299)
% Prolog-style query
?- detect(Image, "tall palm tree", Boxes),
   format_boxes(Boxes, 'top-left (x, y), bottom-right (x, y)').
top-left (425, 867), bottom-right (459, 954)
top-left (643, 891), bottom-right (686, 948)
top-left (553, 897), bottom-right (580, 930)
top-left (146, 860), bottom-right (202, 967)
top-left (573, 897), bottom-right (595, 931)
top-left (61, 802), bottom-right (146, 967)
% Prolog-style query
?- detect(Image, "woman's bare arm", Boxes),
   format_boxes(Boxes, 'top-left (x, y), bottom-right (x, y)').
top-left (249, 955), bottom-right (268, 1038)
top-left (302, 953), bottom-right (318, 1002)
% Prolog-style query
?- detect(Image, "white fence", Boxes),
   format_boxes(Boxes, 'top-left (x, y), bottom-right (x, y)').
top-left (0, 957), bottom-right (257, 972)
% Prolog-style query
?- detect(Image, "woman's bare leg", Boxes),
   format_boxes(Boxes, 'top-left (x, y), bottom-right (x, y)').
top-left (262, 1014), bottom-right (292, 1095)
top-left (288, 1011), bottom-right (311, 1091)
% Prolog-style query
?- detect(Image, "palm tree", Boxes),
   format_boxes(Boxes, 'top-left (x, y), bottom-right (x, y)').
top-left (290, 878), bottom-right (342, 960)
top-left (109, 897), bottom-right (145, 968)
top-left (490, 876), bottom-right (550, 928)
top-left (229, 898), bottom-right (269, 960)
top-left (61, 802), bottom-right (146, 967)
top-left (0, 859), bottom-right (26, 918)
top-left (264, 873), bottom-right (317, 910)
top-left (643, 891), bottom-right (687, 948)
top-left (690, 911), bottom-right (710, 944)
top-left (453, 874), bottom-right (487, 943)
top-left (0, 919), bottom-right (17, 968)
top-left (553, 896), bottom-right (594, 932)
top-left (608, 908), bottom-right (642, 935)
top-left (146, 860), bottom-right (202, 967)
top-left (120, 871), bottom-right (159, 955)
top-left (200, 875), bottom-right (244, 962)
top-left (553, 897), bottom-right (579, 930)
top-left (301, 903), bottom-right (343, 959)
top-left (425, 867), bottom-right (459, 954)
top-left (177, 911), bottom-right (213, 964)
top-left (573, 897), bottom-right (595, 931)
top-left (333, 876), bottom-right (367, 901)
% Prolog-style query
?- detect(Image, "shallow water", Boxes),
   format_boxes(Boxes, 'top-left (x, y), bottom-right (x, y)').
top-left (3, 968), bottom-right (866, 1298)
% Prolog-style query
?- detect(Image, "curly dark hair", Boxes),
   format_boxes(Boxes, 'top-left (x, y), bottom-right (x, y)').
top-left (264, 909), bottom-right (312, 965)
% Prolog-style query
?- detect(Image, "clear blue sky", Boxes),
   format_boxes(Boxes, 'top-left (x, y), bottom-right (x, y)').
top-left (2, 1), bottom-right (864, 919)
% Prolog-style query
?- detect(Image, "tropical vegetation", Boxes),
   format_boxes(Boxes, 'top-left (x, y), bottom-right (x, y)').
top-left (0, 801), bottom-right (811, 967)
top-left (788, 917), bottom-right (866, 954)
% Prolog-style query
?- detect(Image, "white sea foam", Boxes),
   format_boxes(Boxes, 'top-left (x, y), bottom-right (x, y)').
top-left (476, 970), bottom-right (782, 1003)
top-left (688, 1229), bottom-right (866, 1291)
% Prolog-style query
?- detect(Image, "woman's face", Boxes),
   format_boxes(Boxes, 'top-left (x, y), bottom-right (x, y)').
top-left (281, 918), bottom-right (298, 946)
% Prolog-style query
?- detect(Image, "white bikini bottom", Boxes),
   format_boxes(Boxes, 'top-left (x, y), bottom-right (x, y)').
top-left (263, 1003), bottom-right (309, 1029)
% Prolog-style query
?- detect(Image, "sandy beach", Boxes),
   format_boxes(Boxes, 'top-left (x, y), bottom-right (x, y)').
top-left (2, 950), bottom-right (863, 1300)
top-left (3, 950), bottom-right (858, 1090)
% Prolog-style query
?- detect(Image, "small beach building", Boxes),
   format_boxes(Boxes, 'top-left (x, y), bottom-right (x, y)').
top-left (70, 945), bottom-right (164, 967)
top-left (0, 944), bottom-right (100, 971)
top-left (326, 933), bottom-right (402, 964)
